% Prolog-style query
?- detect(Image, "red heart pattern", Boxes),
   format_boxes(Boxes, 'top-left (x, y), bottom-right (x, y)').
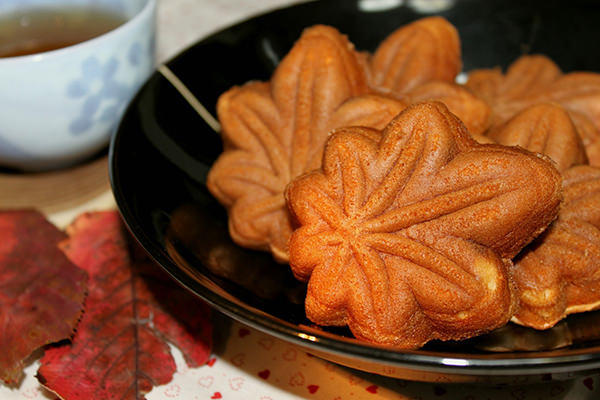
top-left (258, 369), bottom-right (270, 380)
top-left (307, 384), bottom-right (319, 394)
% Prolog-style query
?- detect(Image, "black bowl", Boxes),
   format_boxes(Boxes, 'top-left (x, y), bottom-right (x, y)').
top-left (110, 0), bottom-right (600, 383)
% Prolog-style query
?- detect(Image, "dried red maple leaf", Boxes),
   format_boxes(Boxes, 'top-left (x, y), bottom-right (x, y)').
top-left (37, 211), bottom-right (212, 399)
top-left (0, 210), bottom-right (86, 386)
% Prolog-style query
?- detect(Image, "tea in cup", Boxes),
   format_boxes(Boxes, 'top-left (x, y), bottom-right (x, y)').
top-left (0, 0), bottom-right (156, 171)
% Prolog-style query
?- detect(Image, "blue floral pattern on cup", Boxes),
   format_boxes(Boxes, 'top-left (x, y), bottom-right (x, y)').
top-left (66, 40), bottom-right (143, 136)
top-left (0, 0), bottom-right (155, 171)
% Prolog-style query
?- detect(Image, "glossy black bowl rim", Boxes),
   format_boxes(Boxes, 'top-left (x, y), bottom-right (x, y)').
top-left (109, 0), bottom-right (600, 376)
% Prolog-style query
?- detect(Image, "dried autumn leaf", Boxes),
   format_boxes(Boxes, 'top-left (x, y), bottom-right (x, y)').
top-left (286, 102), bottom-right (562, 347)
top-left (38, 211), bottom-right (212, 400)
top-left (512, 166), bottom-right (600, 329)
top-left (0, 210), bottom-right (86, 386)
top-left (488, 103), bottom-right (588, 172)
top-left (369, 17), bottom-right (461, 94)
top-left (207, 25), bottom-right (405, 262)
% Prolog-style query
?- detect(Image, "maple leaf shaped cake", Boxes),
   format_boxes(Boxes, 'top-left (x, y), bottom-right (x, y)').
top-left (366, 17), bottom-right (491, 136)
top-left (285, 102), bottom-right (562, 348)
top-left (481, 102), bottom-right (600, 329)
top-left (488, 103), bottom-right (588, 172)
top-left (512, 165), bottom-right (600, 329)
top-left (404, 81), bottom-right (491, 135)
top-left (207, 25), bottom-right (406, 262)
top-left (466, 55), bottom-right (600, 166)
top-left (369, 17), bottom-right (461, 94)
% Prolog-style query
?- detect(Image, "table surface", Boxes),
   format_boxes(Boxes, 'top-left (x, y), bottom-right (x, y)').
top-left (2, 1), bottom-right (600, 399)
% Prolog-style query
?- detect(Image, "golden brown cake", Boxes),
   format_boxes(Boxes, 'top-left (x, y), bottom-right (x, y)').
top-left (470, 132), bottom-right (496, 144)
top-left (466, 55), bottom-right (600, 166)
top-left (206, 25), bottom-right (406, 262)
top-left (367, 18), bottom-right (492, 135)
top-left (488, 103), bottom-right (588, 172)
top-left (568, 111), bottom-right (600, 169)
top-left (483, 102), bottom-right (600, 330)
top-left (369, 17), bottom-right (461, 94)
top-left (404, 81), bottom-right (491, 135)
top-left (512, 165), bottom-right (600, 329)
top-left (466, 55), bottom-right (561, 107)
top-left (285, 102), bottom-right (562, 348)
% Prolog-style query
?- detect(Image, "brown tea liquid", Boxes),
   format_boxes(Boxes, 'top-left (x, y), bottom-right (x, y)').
top-left (0, 7), bottom-right (126, 58)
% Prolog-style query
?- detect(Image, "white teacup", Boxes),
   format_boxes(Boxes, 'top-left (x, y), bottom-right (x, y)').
top-left (0, 0), bottom-right (156, 171)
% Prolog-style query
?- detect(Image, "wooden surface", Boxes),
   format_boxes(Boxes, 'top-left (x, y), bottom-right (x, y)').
top-left (0, 154), bottom-right (111, 215)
